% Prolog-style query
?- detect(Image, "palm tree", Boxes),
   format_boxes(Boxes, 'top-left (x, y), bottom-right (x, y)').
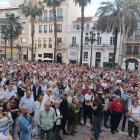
top-left (44, 0), bottom-right (65, 62)
top-left (2, 13), bottom-right (23, 59)
top-left (19, 0), bottom-right (44, 61)
top-left (1, 24), bottom-right (9, 59)
top-left (96, 0), bottom-right (140, 68)
top-left (74, 0), bottom-right (91, 65)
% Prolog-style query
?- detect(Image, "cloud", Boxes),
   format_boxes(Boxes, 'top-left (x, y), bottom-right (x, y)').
top-left (85, 0), bottom-right (113, 16)
top-left (0, 0), bottom-right (11, 8)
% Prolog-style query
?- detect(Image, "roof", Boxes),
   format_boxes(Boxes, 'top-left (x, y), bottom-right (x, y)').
top-left (75, 17), bottom-right (92, 23)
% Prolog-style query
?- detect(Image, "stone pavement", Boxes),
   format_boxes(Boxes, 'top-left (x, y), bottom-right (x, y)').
top-left (31, 124), bottom-right (137, 140)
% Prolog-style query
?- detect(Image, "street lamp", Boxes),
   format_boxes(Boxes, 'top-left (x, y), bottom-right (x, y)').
top-left (86, 28), bottom-right (100, 67)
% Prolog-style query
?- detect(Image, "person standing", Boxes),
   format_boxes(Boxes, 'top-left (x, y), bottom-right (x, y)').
top-left (19, 90), bottom-right (34, 118)
top-left (37, 100), bottom-right (56, 140)
top-left (18, 105), bottom-right (32, 140)
top-left (91, 94), bottom-right (103, 140)
top-left (60, 93), bottom-right (69, 135)
top-left (84, 90), bottom-right (94, 125)
top-left (32, 80), bottom-right (42, 101)
top-left (110, 96), bottom-right (123, 134)
top-left (128, 100), bottom-right (140, 140)
top-left (76, 89), bottom-right (84, 125)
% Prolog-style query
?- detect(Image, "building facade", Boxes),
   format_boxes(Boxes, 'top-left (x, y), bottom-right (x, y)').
top-left (30, 0), bottom-right (80, 63)
top-left (122, 0), bottom-right (140, 70)
top-left (68, 17), bottom-right (120, 67)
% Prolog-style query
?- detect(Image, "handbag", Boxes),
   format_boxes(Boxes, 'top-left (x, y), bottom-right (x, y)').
top-left (125, 106), bottom-right (132, 118)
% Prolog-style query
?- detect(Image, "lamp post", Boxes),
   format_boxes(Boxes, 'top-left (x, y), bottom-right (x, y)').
top-left (86, 28), bottom-right (100, 67)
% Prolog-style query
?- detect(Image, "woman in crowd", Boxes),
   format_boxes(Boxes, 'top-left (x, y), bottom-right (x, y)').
top-left (128, 100), bottom-right (140, 140)
top-left (68, 97), bottom-right (79, 135)
top-left (0, 104), bottom-right (13, 140)
top-left (110, 95), bottom-right (123, 134)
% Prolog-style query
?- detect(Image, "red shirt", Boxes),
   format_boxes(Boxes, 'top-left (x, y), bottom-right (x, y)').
top-left (110, 100), bottom-right (123, 113)
top-left (81, 88), bottom-right (88, 96)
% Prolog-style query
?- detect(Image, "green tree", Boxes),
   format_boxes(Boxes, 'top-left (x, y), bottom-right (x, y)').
top-left (1, 24), bottom-right (9, 59)
top-left (96, 0), bottom-right (140, 68)
top-left (1, 13), bottom-right (22, 59)
top-left (44, 0), bottom-right (65, 62)
top-left (19, 0), bottom-right (44, 61)
top-left (74, 0), bottom-right (91, 65)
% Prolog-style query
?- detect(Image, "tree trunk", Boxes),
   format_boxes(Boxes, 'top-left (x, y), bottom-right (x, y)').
top-left (31, 18), bottom-right (35, 61)
top-left (4, 38), bottom-right (7, 59)
top-left (80, 3), bottom-right (85, 66)
top-left (53, 2), bottom-right (57, 63)
top-left (10, 37), bottom-right (13, 60)
top-left (113, 28), bottom-right (118, 68)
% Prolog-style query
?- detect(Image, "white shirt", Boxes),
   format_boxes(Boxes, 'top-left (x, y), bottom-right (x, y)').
top-left (85, 93), bottom-right (94, 106)
top-left (128, 105), bottom-right (140, 122)
top-left (56, 109), bottom-right (61, 125)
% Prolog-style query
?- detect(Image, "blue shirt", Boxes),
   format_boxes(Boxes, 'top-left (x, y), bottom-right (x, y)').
top-left (19, 96), bottom-right (34, 113)
top-left (4, 89), bottom-right (16, 101)
top-left (18, 115), bottom-right (32, 140)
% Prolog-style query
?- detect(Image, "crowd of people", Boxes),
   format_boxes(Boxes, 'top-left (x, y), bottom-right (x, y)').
top-left (0, 60), bottom-right (140, 140)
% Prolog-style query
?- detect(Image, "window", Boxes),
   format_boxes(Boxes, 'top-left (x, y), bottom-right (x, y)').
top-left (39, 25), bottom-right (42, 33)
top-left (72, 37), bottom-right (76, 45)
top-left (76, 24), bottom-right (80, 30)
top-left (109, 53), bottom-right (114, 62)
top-left (97, 37), bottom-right (102, 45)
top-left (57, 24), bottom-right (62, 32)
top-left (110, 37), bottom-right (115, 45)
top-left (57, 38), bottom-right (62, 44)
top-left (49, 38), bottom-right (52, 48)
top-left (95, 52), bottom-right (101, 67)
top-left (44, 10), bottom-right (48, 20)
top-left (44, 25), bottom-right (47, 33)
top-left (49, 10), bottom-right (53, 20)
top-left (83, 52), bottom-right (88, 59)
top-left (57, 8), bottom-right (63, 19)
top-left (85, 37), bottom-right (89, 45)
top-left (49, 25), bottom-right (53, 33)
top-left (38, 54), bottom-right (42, 57)
top-left (43, 39), bottom-right (47, 48)
top-left (38, 40), bottom-right (41, 48)
top-left (133, 46), bottom-right (139, 55)
top-left (126, 46), bottom-right (132, 55)
top-left (44, 53), bottom-right (53, 58)
top-left (86, 24), bottom-right (89, 29)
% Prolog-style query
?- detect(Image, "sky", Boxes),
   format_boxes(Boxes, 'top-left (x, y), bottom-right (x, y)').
top-left (0, 0), bottom-right (112, 16)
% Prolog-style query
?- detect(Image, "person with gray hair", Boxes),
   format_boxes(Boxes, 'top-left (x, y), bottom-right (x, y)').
top-left (37, 100), bottom-right (56, 140)
top-left (18, 105), bottom-right (32, 140)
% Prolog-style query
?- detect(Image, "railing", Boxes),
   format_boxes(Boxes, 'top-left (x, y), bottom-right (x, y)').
top-left (69, 44), bottom-right (79, 47)
top-left (126, 51), bottom-right (140, 56)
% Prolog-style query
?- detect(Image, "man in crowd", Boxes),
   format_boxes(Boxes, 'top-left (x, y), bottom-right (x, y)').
top-left (18, 105), bottom-right (32, 140)
top-left (37, 100), bottom-right (56, 140)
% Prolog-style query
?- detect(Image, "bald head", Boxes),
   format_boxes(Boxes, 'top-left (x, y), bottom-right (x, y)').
top-left (21, 105), bottom-right (28, 116)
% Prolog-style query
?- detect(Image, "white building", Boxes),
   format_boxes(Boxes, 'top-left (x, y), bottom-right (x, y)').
top-left (31, 0), bottom-right (80, 63)
top-left (68, 17), bottom-right (121, 67)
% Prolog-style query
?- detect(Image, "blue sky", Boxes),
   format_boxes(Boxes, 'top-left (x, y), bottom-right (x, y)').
top-left (0, 0), bottom-right (113, 16)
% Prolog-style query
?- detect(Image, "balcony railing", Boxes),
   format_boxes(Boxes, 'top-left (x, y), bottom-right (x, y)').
top-left (57, 16), bottom-right (63, 20)
top-left (126, 51), bottom-right (140, 56)
top-left (69, 44), bottom-right (79, 47)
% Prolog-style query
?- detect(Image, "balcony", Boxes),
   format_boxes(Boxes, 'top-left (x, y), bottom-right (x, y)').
top-left (125, 38), bottom-right (140, 44)
top-left (57, 16), bottom-right (63, 20)
top-left (69, 44), bottom-right (79, 47)
top-left (125, 51), bottom-right (140, 58)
